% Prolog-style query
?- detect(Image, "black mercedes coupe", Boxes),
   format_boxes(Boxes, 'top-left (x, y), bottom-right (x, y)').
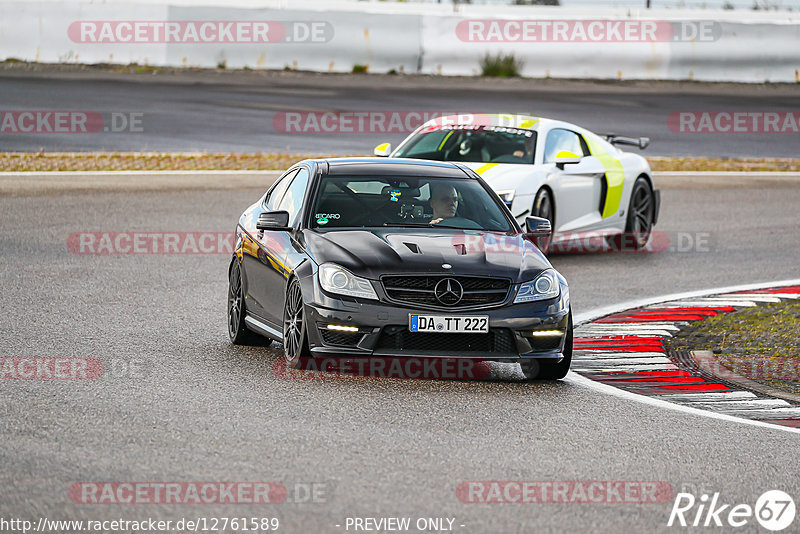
top-left (227, 158), bottom-right (573, 380)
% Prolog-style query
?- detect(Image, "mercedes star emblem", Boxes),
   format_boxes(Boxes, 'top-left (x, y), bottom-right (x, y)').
top-left (434, 278), bottom-right (464, 305)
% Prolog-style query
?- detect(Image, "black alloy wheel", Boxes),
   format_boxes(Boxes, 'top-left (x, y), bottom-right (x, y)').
top-left (283, 278), bottom-right (311, 369)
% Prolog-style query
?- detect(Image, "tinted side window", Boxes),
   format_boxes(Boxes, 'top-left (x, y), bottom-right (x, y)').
top-left (544, 129), bottom-right (586, 163)
top-left (277, 168), bottom-right (310, 226)
top-left (265, 169), bottom-right (299, 209)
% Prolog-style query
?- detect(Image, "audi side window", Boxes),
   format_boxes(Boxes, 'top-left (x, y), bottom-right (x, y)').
top-left (395, 130), bottom-right (451, 157)
top-left (277, 168), bottom-right (310, 226)
top-left (265, 169), bottom-right (299, 210)
top-left (544, 129), bottom-right (586, 163)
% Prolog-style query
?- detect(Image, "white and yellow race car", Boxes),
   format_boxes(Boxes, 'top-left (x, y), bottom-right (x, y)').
top-left (374, 114), bottom-right (659, 252)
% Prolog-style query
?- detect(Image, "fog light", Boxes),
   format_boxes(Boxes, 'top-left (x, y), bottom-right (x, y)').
top-left (327, 324), bottom-right (359, 332)
top-left (529, 330), bottom-right (563, 337)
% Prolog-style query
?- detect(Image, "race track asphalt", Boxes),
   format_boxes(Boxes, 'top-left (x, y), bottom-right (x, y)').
top-left (1, 67), bottom-right (799, 157)
top-left (1, 172), bottom-right (799, 533)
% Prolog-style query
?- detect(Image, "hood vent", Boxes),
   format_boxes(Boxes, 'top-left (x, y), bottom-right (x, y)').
top-left (404, 242), bottom-right (421, 254)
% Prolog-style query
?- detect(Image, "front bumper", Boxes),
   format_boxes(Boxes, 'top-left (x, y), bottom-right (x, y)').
top-left (299, 273), bottom-right (570, 363)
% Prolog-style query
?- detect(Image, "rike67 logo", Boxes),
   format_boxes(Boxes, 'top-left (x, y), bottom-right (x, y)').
top-left (668, 490), bottom-right (795, 531)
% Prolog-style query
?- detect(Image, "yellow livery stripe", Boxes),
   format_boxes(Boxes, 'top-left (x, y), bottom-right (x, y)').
top-left (585, 136), bottom-right (625, 219)
top-left (516, 119), bottom-right (539, 129)
top-left (437, 131), bottom-right (453, 151)
top-left (474, 163), bottom-right (499, 175)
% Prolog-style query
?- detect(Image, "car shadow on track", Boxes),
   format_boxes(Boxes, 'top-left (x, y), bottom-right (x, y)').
top-left (230, 344), bottom-right (577, 387)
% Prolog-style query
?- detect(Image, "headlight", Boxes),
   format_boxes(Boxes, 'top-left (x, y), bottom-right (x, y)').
top-left (318, 263), bottom-right (378, 300)
top-left (514, 269), bottom-right (560, 303)
top-left (496, 189), bottom-right (515, 209)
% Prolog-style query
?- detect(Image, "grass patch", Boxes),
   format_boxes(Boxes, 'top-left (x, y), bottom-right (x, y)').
top-left (1, 153), bottom-right (799, 173)
top-left (0, 152), bottom-right (353, 172)
top-left (479, 53), bottom-right (523, 77)
top-left (648, 157), bottom-right (800, 172)
top-left (669, 300), bottom-right (800, 395)
top-left (127, 62), bottom-right (162, 74)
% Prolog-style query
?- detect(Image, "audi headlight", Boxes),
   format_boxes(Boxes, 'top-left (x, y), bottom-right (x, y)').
top-left (514, 269), bottom-right (560, 303)
top-left (496, 189), bottom-right (515, 209)
top-left (318, 263), bottom-right (378, 300)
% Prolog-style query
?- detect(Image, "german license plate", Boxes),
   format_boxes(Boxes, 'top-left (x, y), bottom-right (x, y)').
top-left (408, 314), bottom-right (489, 333)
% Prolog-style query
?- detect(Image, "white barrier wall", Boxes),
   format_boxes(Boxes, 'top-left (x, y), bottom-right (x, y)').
top-left (421, 16), bottom-right (800, 82)
top-left (1, 1), bottom-right (798, 82)
top-left (162, 6), bottom-right (422, 73)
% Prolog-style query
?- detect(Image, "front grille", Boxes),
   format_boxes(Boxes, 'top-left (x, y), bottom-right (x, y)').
top-left (319, 329), bottom-right (364, 347)
top-left (382, 275), bottom-right (510, 308)
top-left (375, 326), bottom-right (516, 354)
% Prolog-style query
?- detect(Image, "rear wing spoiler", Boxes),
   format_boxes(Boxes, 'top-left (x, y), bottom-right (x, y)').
top-left (601, 133), bottom-right (650, 150)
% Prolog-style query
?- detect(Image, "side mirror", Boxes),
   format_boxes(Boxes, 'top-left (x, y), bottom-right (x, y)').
top-left (524, 216), bottom-right (552, 237)
top-left (558, 154), bottom-right (606, 175)
top-left (373, 142), bottom-right (392, 157)
top-left (256, 211), bottom-right (290, 231)
top-left (554, 151), bottom-right (582, 170)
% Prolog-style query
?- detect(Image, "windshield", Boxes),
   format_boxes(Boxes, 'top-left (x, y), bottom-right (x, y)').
top-left (311, 175), bottom-right (513, 232)
top-left (394, 126), bottom-right (537, 164)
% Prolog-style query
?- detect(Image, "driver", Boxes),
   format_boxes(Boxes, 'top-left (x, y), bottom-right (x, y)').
top-left (429, 183), bottom-right (459, 224)
top-left (512, 136), bottom-right (535, 161)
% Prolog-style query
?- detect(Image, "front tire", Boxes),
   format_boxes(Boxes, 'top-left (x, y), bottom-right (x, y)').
top-left (283, 278), bottom-right (311, 370)
top-left (520, 312), bottom-right (573, 381)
